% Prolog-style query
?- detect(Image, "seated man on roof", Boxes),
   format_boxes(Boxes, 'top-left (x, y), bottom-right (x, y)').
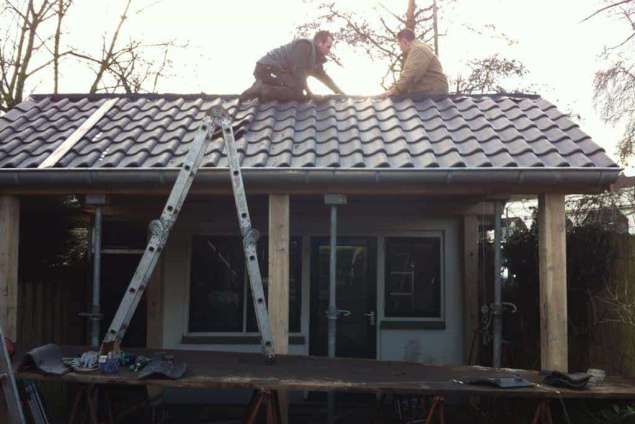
top-left (240, 30), bottom-right (344, 102)
top-left (380, 29), bottom-right (449, 98)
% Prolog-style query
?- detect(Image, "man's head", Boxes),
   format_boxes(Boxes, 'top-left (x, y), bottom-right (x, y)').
top-left (397, 29), bottom-right (416, 53)
top-left (314, 30), bottom-right (334, 56)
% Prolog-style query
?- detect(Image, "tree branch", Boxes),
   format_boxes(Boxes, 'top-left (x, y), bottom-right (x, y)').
top-left (26, 50), bottom-right (72, 77)
top-left (89, 0), bottom-right (133, 93)
top-left (581, 0), bottom-right (633, 22)
top-left (67, 51), bottom-right (103, 64)
top-left (611, 30), bottom-right (635, 48)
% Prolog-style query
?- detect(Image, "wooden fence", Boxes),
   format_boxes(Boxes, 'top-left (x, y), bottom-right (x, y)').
top-left (587, 236), bottom-right (635, 376)
top-left (17, 277), bottom-right (87, 349)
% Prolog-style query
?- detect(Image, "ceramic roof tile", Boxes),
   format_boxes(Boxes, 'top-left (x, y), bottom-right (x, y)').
top-left (0, 93), bottom-right (619, 171)
top-left (588, 150), bottom-right (619, 167)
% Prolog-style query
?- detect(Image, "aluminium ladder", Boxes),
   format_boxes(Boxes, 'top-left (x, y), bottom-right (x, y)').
top-left (0, 324), bottom-right (26, 424)
top-left (100, 106), bottom-right (275, 360)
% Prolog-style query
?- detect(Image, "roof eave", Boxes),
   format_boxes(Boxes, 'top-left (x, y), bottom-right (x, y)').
top-left (0, 167), bottom-right (621, 195)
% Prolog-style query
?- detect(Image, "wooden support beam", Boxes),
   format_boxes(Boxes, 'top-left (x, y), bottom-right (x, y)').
top-left (268, 194), bottom-right (290, 353)
top-left (538, 193), bottom-right (568, 372)
top-left (0, 196), bottom-right (19, 341)
top-left (145, 256), bottom-right (165, 400)
top-left (462, 215), bottom-right (480, 364)
top-left (268, 194), bottom-right (289, 424)
top-left (146, 257), bottom-right (164, 349)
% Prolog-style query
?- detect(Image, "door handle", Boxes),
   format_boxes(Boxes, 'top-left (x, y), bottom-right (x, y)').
top-left (364, 311), bottom-right (376, 326)
top-left (324, 309), bottom-right (352, 319)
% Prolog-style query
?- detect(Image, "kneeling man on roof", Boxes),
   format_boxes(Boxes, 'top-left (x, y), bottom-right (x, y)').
top-left (240, 30), bottom-right (344, 102)
top-left (380, 28), bottom-right (449, 98)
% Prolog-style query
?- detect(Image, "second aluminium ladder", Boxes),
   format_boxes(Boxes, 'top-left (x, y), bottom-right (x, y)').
top-left (0, 324), bottom-right (26, 424)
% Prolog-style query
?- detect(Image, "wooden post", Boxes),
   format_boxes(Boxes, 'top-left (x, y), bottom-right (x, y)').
top-left (462, 215), bottom-right (480, 364)
top-left (268, 194), bottom-right (289, 424)
top-left (0, 196), bottom-right (19, 342)
top-left (146, 256), bottom-right (165, 400)
top-left (538, 193), bottom-right (568, 372)
top-left (146, 257), bottom-right (164, 349)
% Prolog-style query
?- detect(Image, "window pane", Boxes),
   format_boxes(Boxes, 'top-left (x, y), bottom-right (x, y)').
top-left (385, 237), bottom-right (441, 318)
top-left (102, 220), bottom-right (147, 249)
top-left (246, 237), bottom-right (302, 333)
top-left (189, 236), bottom-right (244, 332)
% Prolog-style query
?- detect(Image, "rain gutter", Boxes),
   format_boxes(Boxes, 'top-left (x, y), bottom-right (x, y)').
top-left (0, 167), bottom-right (621, 193)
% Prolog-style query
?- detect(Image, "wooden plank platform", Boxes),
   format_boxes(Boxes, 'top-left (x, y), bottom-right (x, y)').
top-left (16, 347), bottom-right (635, 400)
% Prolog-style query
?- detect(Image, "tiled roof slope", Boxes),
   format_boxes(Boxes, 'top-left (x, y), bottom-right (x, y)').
top-left (0, 93), bottom-right (619, 170)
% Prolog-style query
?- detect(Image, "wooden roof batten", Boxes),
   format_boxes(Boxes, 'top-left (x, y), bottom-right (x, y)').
top-left (37, 98), bottom-right (118, 169)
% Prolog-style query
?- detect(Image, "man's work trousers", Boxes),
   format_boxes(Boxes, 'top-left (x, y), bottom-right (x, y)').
top-left (240, 64), bottom-right (307, 102)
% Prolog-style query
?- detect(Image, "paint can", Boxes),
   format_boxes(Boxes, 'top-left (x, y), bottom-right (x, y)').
top-left (99, 354), bottom-right (120, 374)
top-left (586, 368), bottom-right (606, 386)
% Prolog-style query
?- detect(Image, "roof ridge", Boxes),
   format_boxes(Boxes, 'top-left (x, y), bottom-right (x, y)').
top-left (28, 92), bottom-right (543, 102)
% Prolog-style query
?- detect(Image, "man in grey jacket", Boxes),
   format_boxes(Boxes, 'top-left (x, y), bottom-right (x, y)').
top-left (240, 31), bottom-right (344, 102)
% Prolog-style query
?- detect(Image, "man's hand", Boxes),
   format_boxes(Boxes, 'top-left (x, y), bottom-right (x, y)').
top-left (378, 88), bottom-right (397, 98)
top-left (311, 94), bottom-right (328, 102)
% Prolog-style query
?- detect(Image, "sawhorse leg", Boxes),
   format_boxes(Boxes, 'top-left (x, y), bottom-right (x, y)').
top-left (424, 396), bottom-right (445, 424)
top-left (243, 389), bottom-right (281, 424)
top-left (531, 400), bottom-right (553, 424)
top-left (68, 384), bottom-right (114, 424)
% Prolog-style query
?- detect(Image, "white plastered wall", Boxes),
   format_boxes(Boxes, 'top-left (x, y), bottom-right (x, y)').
top-left (157, 197), bottom-right (463, 364)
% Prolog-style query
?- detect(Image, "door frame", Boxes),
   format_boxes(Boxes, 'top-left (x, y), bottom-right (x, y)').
top-left (308, 236), bottom-right (378, 359)
top-left (303, 230), bottom-right (447, 360)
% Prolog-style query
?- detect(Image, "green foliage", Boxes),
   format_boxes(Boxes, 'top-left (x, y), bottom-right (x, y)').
top-left (569, 402), bottom-right (635, 424)
top-left (598, 404), bottom-right (635, 423)
top-left (19, 196), bottom-right (88, 282)
top-left (567, 224), bottom-right (619, 293)
top-left (502, 212), bottom-right (625, 371)
top-left (502, 219), bottom-right (540, 369)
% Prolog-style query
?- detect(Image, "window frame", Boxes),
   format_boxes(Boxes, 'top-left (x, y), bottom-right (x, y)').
top-left (378, 231), bottom-right (445, 324)
top-left (184, 233), bottom-right (304, 338)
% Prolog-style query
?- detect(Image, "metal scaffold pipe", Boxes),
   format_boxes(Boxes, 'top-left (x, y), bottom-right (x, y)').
top-left (493, 201), bottom-right (503, 368)
top-left (324, 193), bottom-right (346, 424)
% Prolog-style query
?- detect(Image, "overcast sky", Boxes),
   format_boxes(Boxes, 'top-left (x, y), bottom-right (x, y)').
top-left (44, 0), bottom-right (635, 174)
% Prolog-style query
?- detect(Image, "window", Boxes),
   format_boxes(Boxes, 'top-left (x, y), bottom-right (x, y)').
top-left (189, 236), bottom-right (302, 333)
top-left (384, 237), bottom-right (442, 318)
top-left (102, 220), bottom-right (147, 249)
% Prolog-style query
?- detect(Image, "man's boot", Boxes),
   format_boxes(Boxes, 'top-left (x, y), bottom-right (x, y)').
top-left (239, 80), bottom-right (263, 102)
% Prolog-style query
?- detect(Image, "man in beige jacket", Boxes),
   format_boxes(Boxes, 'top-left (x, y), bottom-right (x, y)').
top-left (380, 29), bottom-right (449, 97)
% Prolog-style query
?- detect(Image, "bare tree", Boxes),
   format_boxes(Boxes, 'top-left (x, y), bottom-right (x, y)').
top-left (587, 0), bottom-right (635, 164)
top-left (452, 55), bottom-right (528, 95)
top-left (0, 0), bottom-right (178, 111)
top-left (0, 0), bottom-right (61, 109)
top-left (297, 0), bottom-right (528, 93)
top-left (584, 0), bottom-right (634, 47)
top-left (53, 0), bottom-right (72, 93)
top-left (297, 1), bottom-right (438, 89)
top-left (594, 59), bottom-right (635, 163)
